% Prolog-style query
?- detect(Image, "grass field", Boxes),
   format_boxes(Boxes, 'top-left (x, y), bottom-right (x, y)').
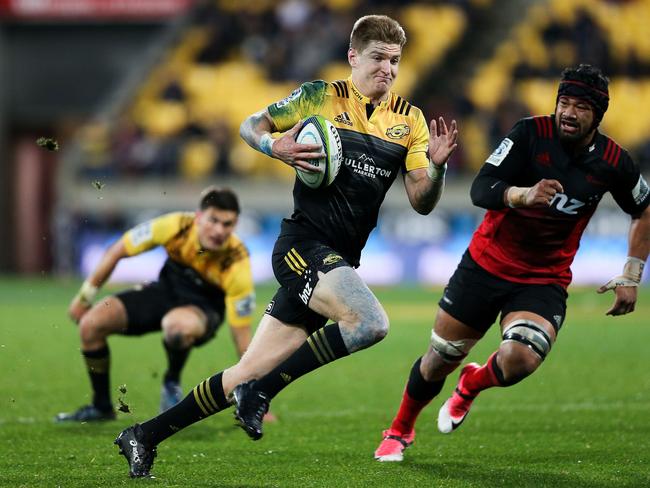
top-left (0, 277), bottom-right (649, 487)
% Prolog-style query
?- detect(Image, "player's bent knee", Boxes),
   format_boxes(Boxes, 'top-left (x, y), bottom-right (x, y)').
top-left (501, 319), bottom-right (552, 360)
top-left (430, 331), bottom-right (477, 365)
top-left (362, 303), bottom-right (389, 343)
top-left (79, 314), bottom-right (108, 343)
top-left (496, 345), bottom-right (540, 384)
top-left (163, 324), bottom-right (197, 349)
top-left (163, 331), bottom-right (186, 349)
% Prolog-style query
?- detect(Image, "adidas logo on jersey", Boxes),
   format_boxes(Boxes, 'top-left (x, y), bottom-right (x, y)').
top-left (334, 112), bottom-right (353, 126)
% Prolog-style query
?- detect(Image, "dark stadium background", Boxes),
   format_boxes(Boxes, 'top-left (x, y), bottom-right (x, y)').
top-left (1, 0), bottom-right (648, 288)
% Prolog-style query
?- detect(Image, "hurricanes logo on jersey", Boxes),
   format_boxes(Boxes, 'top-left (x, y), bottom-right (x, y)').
top-left (323, 253), bottom-right (343, 265)
top-left (386, 124), bottom-right (410, 139)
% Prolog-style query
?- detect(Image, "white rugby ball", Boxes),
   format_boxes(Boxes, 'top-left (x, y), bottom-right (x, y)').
top-left (294, 115), bottom-right (342, 189)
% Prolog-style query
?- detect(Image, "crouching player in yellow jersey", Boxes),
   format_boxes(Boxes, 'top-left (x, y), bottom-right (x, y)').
top-left (56, 186), bottom-right (256, 422)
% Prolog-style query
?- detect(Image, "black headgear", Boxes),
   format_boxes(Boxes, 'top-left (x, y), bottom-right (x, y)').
top-left (557, 64), bottom-right (610, 126)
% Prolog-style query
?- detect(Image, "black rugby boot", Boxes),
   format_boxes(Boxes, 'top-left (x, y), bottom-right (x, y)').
top-left (114, 424), bottom-right (157, 478)
top-left (231, 381), bottom-right (269, 440)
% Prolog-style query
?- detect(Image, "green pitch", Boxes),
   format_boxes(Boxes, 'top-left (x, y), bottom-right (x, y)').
top-left (0, 277), bottom-right (648, 487)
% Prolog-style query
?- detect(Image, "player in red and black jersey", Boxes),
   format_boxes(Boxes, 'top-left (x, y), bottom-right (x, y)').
top-left (375, 64), bottom-right (650, 462)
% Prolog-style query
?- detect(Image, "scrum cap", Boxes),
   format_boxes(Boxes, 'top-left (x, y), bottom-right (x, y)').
top-left (557, 64), bottom-right (609, 125)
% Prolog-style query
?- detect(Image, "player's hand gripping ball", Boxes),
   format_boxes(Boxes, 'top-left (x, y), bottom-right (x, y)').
top-left (294, 115), bottom-right (342, 189)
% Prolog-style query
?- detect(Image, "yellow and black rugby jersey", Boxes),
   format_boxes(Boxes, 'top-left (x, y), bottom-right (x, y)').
top-left (122, 212), bottom-right (254, 328)
top-left (267, 77), bottom-right (430, 266)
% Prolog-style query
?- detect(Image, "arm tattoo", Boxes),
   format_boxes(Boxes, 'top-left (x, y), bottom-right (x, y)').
top-left (410, 164), bottom-right (446, 214)
top-left (422, 162), bottom-right (447, 209)
top-left (240, 111), bottom-right (273, 155)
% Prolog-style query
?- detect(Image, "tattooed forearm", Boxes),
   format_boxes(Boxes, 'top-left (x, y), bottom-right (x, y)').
top-left (415, 177), bottom-right (445, 214)
top-left (239, 110), bottom-right (275, 154)
top-left (407, 164), bottom-right (446, 215)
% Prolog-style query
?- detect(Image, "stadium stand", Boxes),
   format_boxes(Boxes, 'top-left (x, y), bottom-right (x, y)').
top-left (36, 0), bottom-right (649, 283)
top-left (453, 0), bottom-right (650, 172)
top-left (76, 0), bottom-right (469, 181)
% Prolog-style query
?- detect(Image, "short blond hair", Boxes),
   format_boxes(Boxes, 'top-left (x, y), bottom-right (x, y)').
top-left (350, 15), bottom-right (406, 52)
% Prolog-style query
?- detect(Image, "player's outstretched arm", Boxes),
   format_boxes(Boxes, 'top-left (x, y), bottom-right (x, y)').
top-left (68, 238), bottom-right (128, 323)
top-left (598, 205), bottom-right (650, 316)
top-left (239, 110), bottom-right (323, 172)
top-left (404, 117), bottom-right (458, 215)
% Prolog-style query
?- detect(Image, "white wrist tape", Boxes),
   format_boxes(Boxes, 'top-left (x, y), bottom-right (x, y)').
top-left (260, 133), bottom-right (275, 157)
top-left (77, 280), bottom-right (98, 305)
top-left (623, 256), bottom-right (645, 284)
top-left (506, 186), bottom-right (529, 208)
top-left (601, 257), bottom-right (646, 290)
top-left (426, 162), bottom-right (447, 182)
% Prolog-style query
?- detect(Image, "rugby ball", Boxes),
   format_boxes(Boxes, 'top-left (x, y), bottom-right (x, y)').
top-left (294, 115), bottom-right (342, 189)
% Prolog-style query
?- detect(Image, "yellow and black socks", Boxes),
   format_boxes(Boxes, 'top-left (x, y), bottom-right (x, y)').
top-left (139, 372), bottom-right (229, 446)
top-left (255, 323), bottom-right (350, 399)
top-left (82, 346), bottom-right (112, 411)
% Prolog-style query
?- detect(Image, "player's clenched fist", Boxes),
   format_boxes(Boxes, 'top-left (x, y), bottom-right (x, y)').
top-left (68, 296), bottom-right (91, 324)
top-left (505, 179), bottom-right (564, 208)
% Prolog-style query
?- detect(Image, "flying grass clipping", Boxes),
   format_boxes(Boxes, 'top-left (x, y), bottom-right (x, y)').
top-left (36, 137), bottom-right (59, 151)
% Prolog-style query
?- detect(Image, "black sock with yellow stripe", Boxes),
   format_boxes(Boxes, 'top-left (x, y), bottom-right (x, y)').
top-left (82, 347), bottom-right (112, 411)
top-left (255, 323), bottom-right (349, 399)
top-left (139, 372), bottom-right (229, 446)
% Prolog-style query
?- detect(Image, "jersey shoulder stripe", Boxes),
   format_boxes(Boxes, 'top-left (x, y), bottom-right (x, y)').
top-left (532, 116), bottom-right (553, 138)
top-left (391, 95), bottom-right (412, 116)
top-left (603, 137), bottom-right (622, 168)
top-left (331, 80), bottom-right (349, 98)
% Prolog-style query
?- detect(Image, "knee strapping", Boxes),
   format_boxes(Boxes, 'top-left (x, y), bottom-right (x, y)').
top-left (502, 319), bottom-right (552, 360)
top-left (430, 331), bottom-right (476, 364)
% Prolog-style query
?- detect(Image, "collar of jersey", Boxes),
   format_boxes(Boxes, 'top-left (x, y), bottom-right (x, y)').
top-left (347, 77), bottom-right (392, 108)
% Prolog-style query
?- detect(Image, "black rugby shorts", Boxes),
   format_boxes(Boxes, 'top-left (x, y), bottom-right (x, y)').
top-left (266, 236), bottom-right (350, 334)
top-left (439, 250), bottom-right (568, 333)
top-left (116, 281), bottom-right (224, 346)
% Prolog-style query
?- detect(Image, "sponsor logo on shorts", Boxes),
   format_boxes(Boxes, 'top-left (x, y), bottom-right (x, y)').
top-left (632, 175), bottom-right (649, 205)
top-left (386, 123), bottom-right (410, 139)
top-left (299, 281), bottom-right (313, 305)
top-left (323, 253), bottom-right (343, 265)
top-left (265, 300), bottom-right (275, 314)
top-left (280, 372), bottom-right (292, 383)
top-left (553, 315), bottom-right (563, 327)
top-left (442, 295), bottom-right (453, 305)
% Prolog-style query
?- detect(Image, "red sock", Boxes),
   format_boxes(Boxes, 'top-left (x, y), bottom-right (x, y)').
top-left (460, 352), bottom-right (503, 395)
top-left (390, 388), bottom-right (430, 434)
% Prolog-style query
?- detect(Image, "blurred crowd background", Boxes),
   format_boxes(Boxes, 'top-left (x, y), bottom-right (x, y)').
top-left (1, 0), bottom-right (649, 285)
